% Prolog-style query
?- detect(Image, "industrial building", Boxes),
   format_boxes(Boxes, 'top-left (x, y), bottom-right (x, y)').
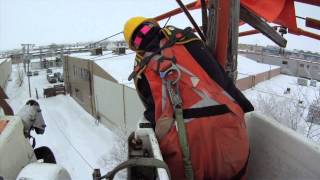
top-left (0, 58), bottom-right (12, 89)
top-left (240, 51), bottom-right (320, 81)
top-left (63, 51), bottom-right (143, 133)
top-left (30, 57), bottom-right (63, 69)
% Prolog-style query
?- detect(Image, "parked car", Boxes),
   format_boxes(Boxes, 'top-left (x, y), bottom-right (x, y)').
top-left (46, 68), bottom-right (53, 74)
top-left (58, 73), bottom-right (64, 82)
top-left (33, 71), bottom-right (39, 76)
top-left (47, 74), bottom-right (57, 83)
top-left (54, 72), bottom-right (61, 78)
top-left (27, 71), bottom-right (32, 76)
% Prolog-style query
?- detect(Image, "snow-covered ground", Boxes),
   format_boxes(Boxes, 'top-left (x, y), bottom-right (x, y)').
top-left (244, 74), bottom-right (320, 143)
top-left (5, 65), bottom-right (123, 179)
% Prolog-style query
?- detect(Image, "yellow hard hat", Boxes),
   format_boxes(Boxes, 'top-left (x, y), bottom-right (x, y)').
top-left (123, 16), bottom-right (159, 50)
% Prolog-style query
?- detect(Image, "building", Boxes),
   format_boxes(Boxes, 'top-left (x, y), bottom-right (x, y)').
top-left (0, 58), bottom-right (12, 89)
top-left (236, 56), bottom-right (281, 90)
top-left (63, 51), bottom-right (143, 133)
top-left (30, 57), bottom-right (63, 70)
top-left (238, 44), bottom-right (320, 62)
top-left (239, 51), bottom-right (320, 81)
top-left (9, 54), bottom-right (23, 64)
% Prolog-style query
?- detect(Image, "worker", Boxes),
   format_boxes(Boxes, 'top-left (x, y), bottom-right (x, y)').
top-left (124, 16), bottom-right (254, 180)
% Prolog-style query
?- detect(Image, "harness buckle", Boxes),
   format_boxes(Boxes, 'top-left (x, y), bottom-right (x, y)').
top-left (159, 63), bottom-right (182, 108)
top-left (159, 63), bottom-right (181, 84)
top-left (166, 80), bottom-right (182, 109)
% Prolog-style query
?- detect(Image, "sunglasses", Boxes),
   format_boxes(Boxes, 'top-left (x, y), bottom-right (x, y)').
top-left (132, 23), bottom-right (155, 49)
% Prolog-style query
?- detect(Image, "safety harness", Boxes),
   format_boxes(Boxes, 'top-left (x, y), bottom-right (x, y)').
top-left (130, 26), bottom-right (196, 179)
top-left (130, 26), bottom-right (250, 179)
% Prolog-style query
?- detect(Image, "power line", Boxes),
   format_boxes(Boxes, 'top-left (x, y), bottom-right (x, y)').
top-left (91, 32), bottom-right (123, 46)
top-left (89, 52), bottom-right (114, 60)
top-left (92, 52), bottom-right (136, 62)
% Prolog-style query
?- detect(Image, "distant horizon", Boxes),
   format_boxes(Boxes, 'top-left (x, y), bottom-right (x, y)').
top-left (1, 40), bottom-right (319, 55)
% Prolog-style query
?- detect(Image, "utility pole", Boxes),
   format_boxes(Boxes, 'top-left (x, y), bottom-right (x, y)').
top-left (21, 44), bottom-right (35, 98)
top-left (206, 0), bottom-right (240, 82)
top-left (39, 47), bottom-right (43, 68)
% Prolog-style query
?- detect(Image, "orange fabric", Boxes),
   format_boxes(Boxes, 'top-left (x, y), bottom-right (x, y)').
top-left (241, 0), bottom-right (287, 22)
top-left (240, 0), bottom-right (297, 30)
top-left (139, 39), bottom-right (249, 179)
top-left (195, 0), bottom-right (298, 30)
top-left (274, 0), bottom-right (297, 30)
top-left (0, 120), bottom-right (9, 133)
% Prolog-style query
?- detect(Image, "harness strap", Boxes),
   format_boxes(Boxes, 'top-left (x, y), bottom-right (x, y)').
top-left (165, 79), bottom-right (194, 180)
top-left (129, 27), bottom-right (193, 81)
top-left (183, 104), bottom-right (230, 119)
top-left (100, 157), bottom-right (171, 180)
top-left (174, 107), bottom-right (194, 180)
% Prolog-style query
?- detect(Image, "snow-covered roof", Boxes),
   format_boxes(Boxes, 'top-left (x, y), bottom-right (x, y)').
top-left (69, 50), bottom-right (113, 60)
top-left (244, 74), bottom-right (319, 102)
top-left (0, 58), bottom-right (10, 64)
top-left (237, 55), bottom-right (280, 79)
top-left (69, 52), bottom-right (280, 87)
top-left (69, 50), bottom-right (135, 87)
top-left (94, 53), bottom-right (135, 87)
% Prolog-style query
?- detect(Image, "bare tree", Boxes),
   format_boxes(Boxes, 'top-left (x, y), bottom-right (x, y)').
top-left (250, 84), bottom-right (320, 143)
top-left (99, 128), bottom-right (129, 180)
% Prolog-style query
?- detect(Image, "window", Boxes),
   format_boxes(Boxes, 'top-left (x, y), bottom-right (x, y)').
top-left (282, 61), bottom-right (288, 65)
top-left (300, 64), bottom-right (304, 68)
top-left (73, 65), bottom-right (76, 77)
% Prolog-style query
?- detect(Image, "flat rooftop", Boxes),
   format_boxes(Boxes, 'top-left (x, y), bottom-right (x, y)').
top-left (0, 58), bottom-right (10, 64)
top-left (69, 51), bottom-right (280, 88)
top-left (237, 55), bottom-right (279, 79)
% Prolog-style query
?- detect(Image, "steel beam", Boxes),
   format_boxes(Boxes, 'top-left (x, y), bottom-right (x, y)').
top-left (240, 6), bottom-right (287, 48)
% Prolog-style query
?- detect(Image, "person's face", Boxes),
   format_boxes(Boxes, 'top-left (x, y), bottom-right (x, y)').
top-left (132, 22), bottom-right (158, 51)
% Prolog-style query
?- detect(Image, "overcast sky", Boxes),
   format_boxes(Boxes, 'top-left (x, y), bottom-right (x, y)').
top-left (0, 0), bottom-right (319, 52)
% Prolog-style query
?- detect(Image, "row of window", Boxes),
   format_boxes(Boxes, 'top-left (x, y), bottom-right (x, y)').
top-left (282, 61), bottom-right (319, 69)
top-left (73, 65), bottom-right (90, 80)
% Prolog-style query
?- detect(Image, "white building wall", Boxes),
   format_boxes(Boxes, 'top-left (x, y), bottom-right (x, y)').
top-left (0, 59), bottom-right (12, 89)
top-left (93, 75), bottom-right (144, 134)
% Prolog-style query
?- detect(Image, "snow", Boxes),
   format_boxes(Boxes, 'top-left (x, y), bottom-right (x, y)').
top-left (5, 65), bottom-right (120, 179)
top-left (244, 74), bottom-right (320, 143)
top-left (94, 53), bottom-right (136, 87)
top-left (244, 74), bottom-right (319, 103)
top-left (70, 51), bottom-right (136, 87)
top-left (70, 53), bottom-right (278, 88)
top-left (237, 55), bottom-right (279, 79)
top-left (0, 58), bottom-right (9, 64)
top-left (68, 51), bottom-right (110, 60)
